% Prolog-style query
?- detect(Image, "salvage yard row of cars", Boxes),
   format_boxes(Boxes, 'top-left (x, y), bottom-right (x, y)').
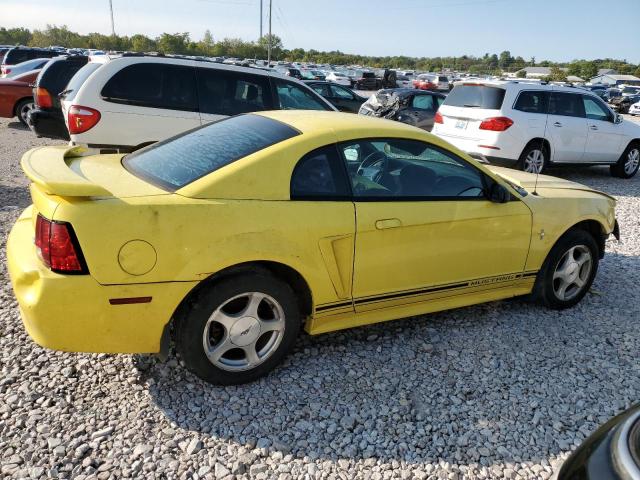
top-left (2, 46), bottom-right (640, 479)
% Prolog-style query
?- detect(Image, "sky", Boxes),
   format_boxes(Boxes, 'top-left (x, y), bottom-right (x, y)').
top-left (2, 0), bottom-right (639, 63)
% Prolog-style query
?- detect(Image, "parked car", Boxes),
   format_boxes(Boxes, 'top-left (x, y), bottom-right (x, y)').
top-left (396, 75), bottom-right (412, 88)
top-left (555, 404), bottom-right (640, 479)
top-left (603, 88), bottom-right (622, 103)
top-left (358, 88), bottom-right (446, 131)
top-left (1, 47), bottom-right (59, 76)
top-left (433, 81), bottom-right (640, 178)
top-left (275, 66), bottom-right (303, 80)
top-left (61, 56), bottom-right (335, 152)
top-left (629, 100), bottom-right (640, 116)
top-left (355, 71), bottom-right (382, 90)
top-left (305, 81), bottom-right (366, 113)
top-left (610, 94), bottom-right (640, 114)
top-left (325, 71), bottom-right (351, 86)
top-left (28, 55), bottom-right (89, 140)
top-left (620, 85), bottom-right (640, 97)
top-left (413, 74), bottom-right (438, 90)
top-left (3, 58), bottom-right (51, 78)
top-left (8, 111), bottom-right (618, 385)
top-left (0, 70), bottom-right (41, 125)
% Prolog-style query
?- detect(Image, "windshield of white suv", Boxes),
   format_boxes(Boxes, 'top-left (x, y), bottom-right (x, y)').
top-left (443, 85), bottom-right (506, 109)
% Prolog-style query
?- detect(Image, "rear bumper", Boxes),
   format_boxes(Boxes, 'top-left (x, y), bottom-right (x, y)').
top-left (435, 132), bottom-right (522, 163)
top-left (7, 206), bottom-right (197, 354)
top-left (28, 108), bottom-right (70, 140)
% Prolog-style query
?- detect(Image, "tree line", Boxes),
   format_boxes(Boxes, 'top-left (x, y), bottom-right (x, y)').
top-left (1, 25), bottom-right (638, 78)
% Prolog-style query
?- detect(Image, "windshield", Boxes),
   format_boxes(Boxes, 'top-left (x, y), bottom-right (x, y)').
top-left (124, 114), bottom-right (300, 190)
top-left (443, 85), bottom-right (506, 109)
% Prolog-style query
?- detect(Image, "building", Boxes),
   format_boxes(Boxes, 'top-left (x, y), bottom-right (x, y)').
top-left (588, 74), bottom-right (640, 86)
top-left (515, 66), bottom-right (570, 79)
top-left (597, 68), bottom-right (617, 76)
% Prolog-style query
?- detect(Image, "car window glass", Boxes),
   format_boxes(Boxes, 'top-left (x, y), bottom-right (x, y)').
top-left (102, 63), bottom-right (197, 111)
top-left (124, 114), bottom-right (299, 190)
top-left (46, 60), bottom-right (87, 93)
top-left (291, 146), bottom-right (349, 199)
top-left (548, 92), bottom-right (585, 118)
top-left (63, 62), bottom-right (102, 102)
top-left (330, 85), bottom-right (353, 99)
top-left (338, 139), bottom-right (485, 199)
top-left (310, 83), bottom-right (330, 97)
top-left (582, 96), bottom-right (611, 121)
top-left (411, 94), bottom-right (435, 110)
top-left (443, 85), bottom-right (506, 109)
top-left (514, 91), bottom-right (549, 114)
top-left (274, 80), bottom-right (332, 110)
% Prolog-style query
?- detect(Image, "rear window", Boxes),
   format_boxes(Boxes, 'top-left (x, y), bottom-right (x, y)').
top-left (39, 57), bottom-right (88, 94)
top-left (123, 114), bottom-right (300, 190)
top-left (63, 62), bottom-right (102, 102)
top-left (443, 85), bottom-right (506, 109)
top-left (363, 72), bottom-right (375, 78)
top-left (4, 49), bottom-right (57, 64)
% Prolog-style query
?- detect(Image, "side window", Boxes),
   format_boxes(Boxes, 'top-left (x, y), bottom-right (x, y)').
top-left (514, 91), bottom-right (549, 114)
top-left (101, 63), bottom-right (197, 111)
top-left (310, 83), bottom-right (330, 97)
top-left (435, 96), bottom-right (445, 108)
top-left (411, 94), bottom-right (435, 111)
top-left (290, 145), bottom-right (350, 200)
top-left (582, 96), bottom-right (611, 122)
top-left (338, 139), bottom-right (486, 199)
top-left (549, 92), bottom-right (585, 118)
top-left (274, 80), bottom-right (332, 111)
top-left (196, 69), bottom-right (271, 115)
top-left (330, 85), bottom-right (354, 99)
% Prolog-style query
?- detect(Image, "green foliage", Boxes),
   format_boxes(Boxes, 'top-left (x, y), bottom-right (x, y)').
top-left (545, 66), bottom-right (568, 82)
top-left (0, 27), bottom-right (32, 45)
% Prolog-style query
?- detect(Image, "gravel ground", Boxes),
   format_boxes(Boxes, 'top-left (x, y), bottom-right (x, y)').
top-left (1, 116), bottom-right (639, 480)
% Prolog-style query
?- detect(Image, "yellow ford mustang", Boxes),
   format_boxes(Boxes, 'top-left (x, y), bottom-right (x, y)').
top-left (8, 111), bottom-right (619, 384)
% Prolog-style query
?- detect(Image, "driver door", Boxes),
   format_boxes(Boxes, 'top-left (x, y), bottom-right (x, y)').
top-left (338, 139), bottom-right (532, 312)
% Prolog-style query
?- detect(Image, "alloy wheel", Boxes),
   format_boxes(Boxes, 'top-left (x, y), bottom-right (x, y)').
top-left (624, 148), bottom-right (640, 176)
top-left (552, 245), bottom-right (593, 301)
top-left (524, 149), bottom-right (545, 173)
top-left (19, 102), bottom-right (34, 125)
top-left (202, 292), bottom-right (286, 372)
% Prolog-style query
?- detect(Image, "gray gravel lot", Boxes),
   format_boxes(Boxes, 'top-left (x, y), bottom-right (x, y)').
top-left (1, 116), bottom-right (639, 480)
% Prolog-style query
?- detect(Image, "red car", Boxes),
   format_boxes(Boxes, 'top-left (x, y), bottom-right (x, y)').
top-left (413, 74), bottom-right (438, 91)
top-left (0, 69), bottom-right (39, 126)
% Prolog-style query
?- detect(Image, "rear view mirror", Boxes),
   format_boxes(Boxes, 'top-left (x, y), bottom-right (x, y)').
top-left (489, 182), bottom-right (510, 203)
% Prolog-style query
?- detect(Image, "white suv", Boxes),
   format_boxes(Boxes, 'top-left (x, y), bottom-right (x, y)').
top-left (61, 56), bottom-right (335, 153)
top-left (433, 81), bottom-right (640, 178)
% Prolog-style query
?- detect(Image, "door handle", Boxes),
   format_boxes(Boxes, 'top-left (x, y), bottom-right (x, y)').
top-left (375, 218), bottom-right (402, 230)
top-left (553, 122), bottom-right (562, 127)
top-left (589, 125), bottom-right (598, 130)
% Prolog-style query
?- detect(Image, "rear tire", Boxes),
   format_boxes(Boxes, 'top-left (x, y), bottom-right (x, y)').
top-left (533, 229), bottom-right (599, 310)
top-left (175, 273), bottom-right (300, 385)
top-left (517, 142), bottom-right (548, 174)
top-left (15, 98), bottom-right (34, 126)
top-left (610, 142), bottom-right (640, 178)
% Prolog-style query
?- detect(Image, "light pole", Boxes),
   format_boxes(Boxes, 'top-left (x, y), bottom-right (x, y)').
top-left (267, 0), bottom-right (272, 64)
top-left (109, 0), bottom-right (115, 36)
top-left (259, 0), bottom-right (263, 39)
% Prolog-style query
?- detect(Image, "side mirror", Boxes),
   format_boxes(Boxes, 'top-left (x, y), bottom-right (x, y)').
top-left (488, 182), bottom-right (510, 203)
top-left (614, 113), bottom-right (623, 124)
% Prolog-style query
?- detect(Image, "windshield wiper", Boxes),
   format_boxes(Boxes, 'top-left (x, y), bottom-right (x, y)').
top-left (463, 104), bottom-right (481, 108)
top-left (58, 89), bottom-right (73, 98)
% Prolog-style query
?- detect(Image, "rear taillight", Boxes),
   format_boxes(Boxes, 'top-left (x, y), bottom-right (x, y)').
top-left (35, 215), bottom-right (87, 273)
top-left (35, 87), bottom-right (53, 108)
top-left (2, 66), bottom-right (11, 75)
top-left (68, 105), bottom-right (101, 134)
top-left (479, 116), bottom-right (513, 131)
top-left (434, 111), bottom-right (443, 124)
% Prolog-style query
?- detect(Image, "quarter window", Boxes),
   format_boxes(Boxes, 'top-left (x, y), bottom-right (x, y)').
top-left (548, 92), bottom-right (585, 118)
top-left (514, 91), bottom-right (549, 114)
top-left (411, 94), bottom-right (436, 110)
top-left (290, 146), bottom-right (350, 199)
top-left (274, 80), bottom-right (332, 111)
top-left (101, 63), bottom-right (197, 111)
top-left (330, 85), bottom-right (354, 99)
top-left (197, 68), bottom-right (271, 115)
top-left (582, 96), bottom-right (611, 121)
top-left (338, 139), bottom-right (486, 199)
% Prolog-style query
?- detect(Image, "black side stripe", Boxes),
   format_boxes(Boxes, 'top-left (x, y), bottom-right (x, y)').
top-left (316, 301), bottom-right (353, 312)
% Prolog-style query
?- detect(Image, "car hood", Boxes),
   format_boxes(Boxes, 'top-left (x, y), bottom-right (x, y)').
top-left (487, 166), bottom-right (616, 201)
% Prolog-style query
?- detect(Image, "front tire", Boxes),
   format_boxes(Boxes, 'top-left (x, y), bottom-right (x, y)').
top-left (517, 142), bottom-right (548, 174)
top-left (533, 229), bottom-right (599, 310)
top-left (610, 142), bottom-right (640, 178)
top-left (175, 273), bottom-right (301, 385)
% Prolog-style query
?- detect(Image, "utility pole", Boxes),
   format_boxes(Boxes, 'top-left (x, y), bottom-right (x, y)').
top-left (267, 0), bottom-right (272, 64)
top-left (259, 0), bottom-right (263, 39)
top-left (109, 0), bottom-right (115, 36)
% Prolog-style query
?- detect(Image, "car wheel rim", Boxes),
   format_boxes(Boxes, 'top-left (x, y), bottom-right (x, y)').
top-left (524, 149), bottom-right (544, 173)
top-left (20, 102), bottom-right (34, 124)
top-left (552, 245), bottom-right (592, 301)
top-left (624, 148), bottom-right (640, 175)
top-left (202, 291), bottom-right (285, 372)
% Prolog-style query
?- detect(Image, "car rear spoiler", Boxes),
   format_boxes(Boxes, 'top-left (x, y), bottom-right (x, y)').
top-left (21, 146), bottom-right (111, 197)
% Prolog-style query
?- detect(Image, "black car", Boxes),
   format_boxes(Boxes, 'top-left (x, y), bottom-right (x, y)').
top-left (610, 94), bottom-right (640, 114)
top-left (28, 55), bottom-right (88, 140)
top-left (305, 81), bottom-right (366, 113)
top-left (556, 404), bottom-right (640, 479)
top-left (1, 47), bottom-right (59, 75)
top-left (355, 71), bottom-right (382, 90)
top-left (358, 88), bottom-right (446, 131)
